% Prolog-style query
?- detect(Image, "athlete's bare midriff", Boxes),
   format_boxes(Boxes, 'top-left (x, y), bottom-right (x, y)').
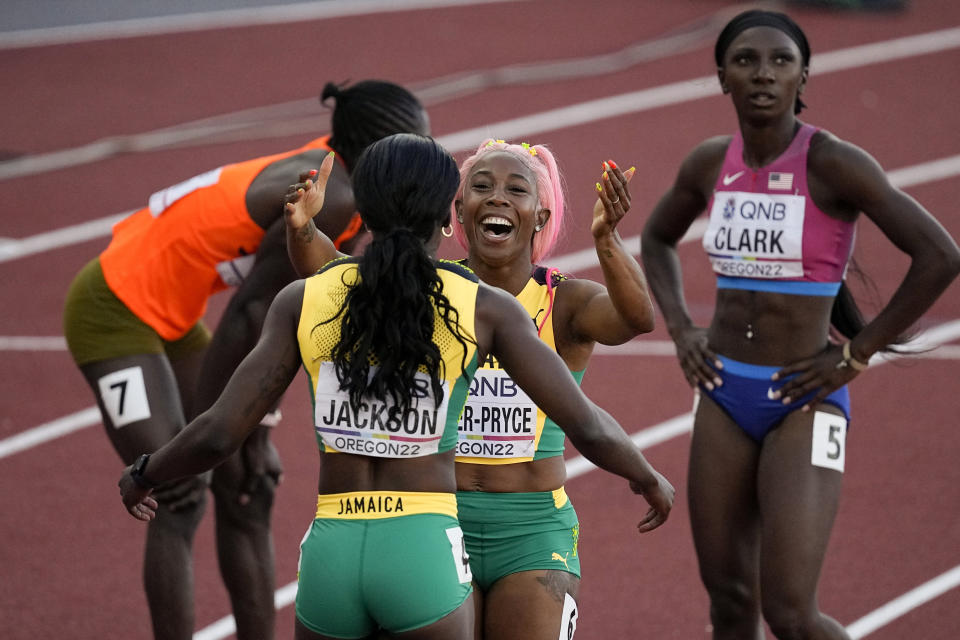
top-left (708, 288), bottom-right (835, 364)
top-left (455, 455), bottom-right (566, 493)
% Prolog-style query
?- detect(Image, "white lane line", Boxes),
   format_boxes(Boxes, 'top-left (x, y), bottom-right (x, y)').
top-left (0, 211), bottom-right (130, 263)
top-left (437, 26), bottom-right (960, 154)
top-left (0, 0), bottom-right (519, 50)
top-left (3, 145), bottom-right (957, 267)
top-left (549, 150), bottom-right (960, 275)
top-left (847, 565), bottom-right (960, 639)
top-left (185, 320), bottom-right (960, 639)
top-left (0, 407), bottom-right (101, 460)
top-left (593, 340), bottom-right (960, 361)
top-left (0, 336), bottom-right (68, 350)
top-left (2, 24), bottom-right (959, 229)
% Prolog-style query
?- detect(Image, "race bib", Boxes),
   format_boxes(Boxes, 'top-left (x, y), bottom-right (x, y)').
top-left (457, 369), bottom-right (538, 459)
top-left (811, 411), bottom-right (847, 472)
top-left (445, 526), bottom-right (473, 584)
top-left (703, 190), bottom-right (805, 279)
top-left (97, 366), bottom-right (151, 428)
top-left (313, 362), bottom-right (449, 458)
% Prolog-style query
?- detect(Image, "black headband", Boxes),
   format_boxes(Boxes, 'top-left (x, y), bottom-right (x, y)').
top-left (714, 10), bottom-right (811, 67)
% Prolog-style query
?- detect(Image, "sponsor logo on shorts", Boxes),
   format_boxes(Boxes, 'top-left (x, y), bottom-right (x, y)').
top-left (552, 552), bottom-right (570, 571)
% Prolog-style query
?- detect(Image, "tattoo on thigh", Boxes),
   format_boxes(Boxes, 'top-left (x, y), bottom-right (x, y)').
top-left (537, 570), bottom-right (573, 604)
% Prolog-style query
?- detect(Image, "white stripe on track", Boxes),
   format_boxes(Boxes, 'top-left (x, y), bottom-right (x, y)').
top-left (0, 0), bottom-right (520, 50)
top-left (2, 26), bottom-right (960, 245)
top-left (847, 565), bottom-right (960, 639)
top-left (0, 407), bottom-right (101, 460)
top-left (0, 336), bottom-right (67, 350)
top-left (184, 320), bottom-right (960, 640)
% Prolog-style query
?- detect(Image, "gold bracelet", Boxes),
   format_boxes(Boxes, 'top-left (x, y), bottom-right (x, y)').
top-left (842, 342), bottom-right (869, 371)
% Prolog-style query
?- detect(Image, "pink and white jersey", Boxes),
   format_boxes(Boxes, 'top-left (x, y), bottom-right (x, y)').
top-left (701, 124), bottom-right (855, 296)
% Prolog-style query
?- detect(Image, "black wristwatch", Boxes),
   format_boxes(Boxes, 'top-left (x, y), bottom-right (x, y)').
top-left (130, 454), bottom-right (156, 489)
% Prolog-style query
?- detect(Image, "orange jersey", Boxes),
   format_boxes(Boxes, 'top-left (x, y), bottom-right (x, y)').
top-left (101, 136), bottom-right (333, 341)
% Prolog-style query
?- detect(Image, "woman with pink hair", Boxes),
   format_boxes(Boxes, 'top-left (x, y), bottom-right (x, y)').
top-left (448, 138), bottom-right (669, 640)
top-left (285, 137), bottom-right (673, 640)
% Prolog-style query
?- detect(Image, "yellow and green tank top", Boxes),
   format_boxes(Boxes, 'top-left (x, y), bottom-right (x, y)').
top-left (455, 266), bottom-right (585, 465)
top-left (297, 258), bottom-right (480, 458)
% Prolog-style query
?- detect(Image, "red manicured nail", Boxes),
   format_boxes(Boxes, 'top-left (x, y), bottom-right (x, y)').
top-left (608, 159), bottom-right (618, 169)
top-left (309, 169), bottom-right (318, 176)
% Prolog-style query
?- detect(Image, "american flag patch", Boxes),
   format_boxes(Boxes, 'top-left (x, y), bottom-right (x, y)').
top-left (767, 172), bottom-right (794, 190)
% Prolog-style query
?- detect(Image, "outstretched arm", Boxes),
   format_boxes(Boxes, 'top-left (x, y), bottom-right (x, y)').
top-left (475, 283), bottom-right (675, 531)
top-left (564, 161), bottom-right (655, 346)
top-left (120, 282), bottom-right (305, 520)
top-left (284, 152), bottom-right (347, 277)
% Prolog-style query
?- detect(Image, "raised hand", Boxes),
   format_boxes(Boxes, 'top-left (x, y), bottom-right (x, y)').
top-left (592, 160), bottom-right (635, 239)
top-left (283, 151), bottom-right (336, 229)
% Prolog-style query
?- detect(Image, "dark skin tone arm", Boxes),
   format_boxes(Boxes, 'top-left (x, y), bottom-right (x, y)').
top-left (772, 132), bottom-right (960, 408)
top-left (286, 160), bottom-right (659, 362)
top-left (283, 153), bottom-right (348, 277)
top-left (121, 271), bottom-right (674, 532)
top-left (642, 130), bottom-right (960, 410)
top-left (641, 136), bottom-right (730, 391)
top-left (552, 163), bottom-right (656, 371)
top-left (121, 281), bottom-right (306, 519)
top-left (474, 282), bottom-right (674, 532)
top-left (191, 148), bottom-right (359, 497)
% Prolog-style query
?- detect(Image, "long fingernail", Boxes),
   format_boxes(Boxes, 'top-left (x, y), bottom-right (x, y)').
top-left (308, 169), bottom-right (317, 176)
top-left (596, 182), bottom-right (602, 192)
top-left (608, 159), bottom-right (618, 169)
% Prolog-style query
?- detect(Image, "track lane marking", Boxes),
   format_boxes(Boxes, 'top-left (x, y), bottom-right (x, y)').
top-left (0, 0), bottom-right (520, 50)
top-left (190, 318), bottom-right (960, 640)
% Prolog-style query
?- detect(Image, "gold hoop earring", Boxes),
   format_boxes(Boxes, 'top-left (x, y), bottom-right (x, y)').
top-left (441, 225), bottom-right (453, 238)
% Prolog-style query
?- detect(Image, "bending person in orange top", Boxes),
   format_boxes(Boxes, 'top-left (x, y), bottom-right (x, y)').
top-left (63, 80), bottom-right (429, 640)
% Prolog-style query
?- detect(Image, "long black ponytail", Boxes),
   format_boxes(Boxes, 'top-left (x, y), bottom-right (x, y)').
top-left (322, 134), bottom-right (471, 414)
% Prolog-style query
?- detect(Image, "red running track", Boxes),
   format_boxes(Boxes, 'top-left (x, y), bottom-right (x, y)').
top-left (1, 2), bottom-right (958, 638)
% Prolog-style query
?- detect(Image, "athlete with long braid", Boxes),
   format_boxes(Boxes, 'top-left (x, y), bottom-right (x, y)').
top-left (65, 80), bottom-right (429, 640)
top-left (284, 138), bottom-right (675, 640)
top-left (120, 133), bottom-right (673, 640)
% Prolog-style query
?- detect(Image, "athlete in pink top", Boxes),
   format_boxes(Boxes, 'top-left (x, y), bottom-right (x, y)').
top-left (703, 122), bottom-right (855, 291)
top-left (641, 10), bottom-right (959, 640)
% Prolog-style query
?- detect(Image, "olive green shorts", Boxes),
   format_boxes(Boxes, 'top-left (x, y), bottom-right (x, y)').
top-left (63, 257), bottom-right (210, 366)
top-left (296, 492), bottom-right (473, 639)
top-left (457, 487), bottom-right (581, 591)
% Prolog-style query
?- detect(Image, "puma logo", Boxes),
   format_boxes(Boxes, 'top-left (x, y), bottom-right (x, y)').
top-left (552, 552), bottom-right (570, 571)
